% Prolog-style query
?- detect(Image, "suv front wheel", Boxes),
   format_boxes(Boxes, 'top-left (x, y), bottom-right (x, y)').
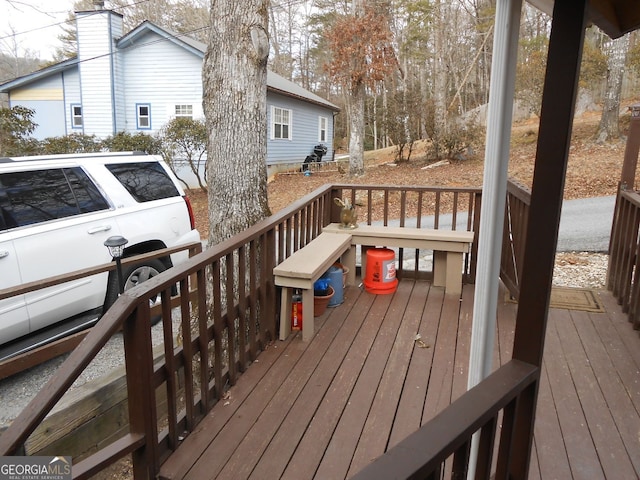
top-left (104, 258), bottom-right (167, 312)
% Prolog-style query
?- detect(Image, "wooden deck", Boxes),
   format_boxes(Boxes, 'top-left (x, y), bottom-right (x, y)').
top-left (159, 279), bottom-right (640, 480)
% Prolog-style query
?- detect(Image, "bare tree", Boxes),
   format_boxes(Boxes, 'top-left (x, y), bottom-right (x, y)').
top-left (203, 0), bottom-right (270, 245)
top-left (0, 25), bottom-right (41, 81)
top-left (325, 1), bottom-right (396, 176)
top-left (596, 33), bottom-right (631, 143)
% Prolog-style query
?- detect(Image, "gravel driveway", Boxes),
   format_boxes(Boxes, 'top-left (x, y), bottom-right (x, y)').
top-left (0, 317), bottom-right (181, 427)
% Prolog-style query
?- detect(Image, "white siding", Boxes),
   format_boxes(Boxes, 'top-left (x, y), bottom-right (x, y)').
top-left (76, 10), bottom-right (123, 137)
top-left (62, 69), bottom-right (81, 134)
top-left (113, 50), bottom-right (126, 133)
top-left (121, 32), bottom-right (203, 134)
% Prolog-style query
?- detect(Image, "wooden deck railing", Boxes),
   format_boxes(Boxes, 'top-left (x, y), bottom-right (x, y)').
top-left (330, 183), bottom-right (482, 282)
top-left (607, 185), bottom-right (640, 327)
top-left (500, 179), bottom-right (532, 299)
top-left (350, 359), bottom-right (538, 480)
top-left (0, 183), bottom-right (510, 479)
top-left (0, 242), bottom-right (203, 380)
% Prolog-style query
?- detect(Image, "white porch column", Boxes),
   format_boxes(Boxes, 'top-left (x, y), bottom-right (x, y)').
top-left (468, 0), bottom-right (522, 391)
top-left (467, 0), bottom-right (522, 475)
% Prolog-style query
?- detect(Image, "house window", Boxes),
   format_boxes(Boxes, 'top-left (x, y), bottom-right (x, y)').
top-left (71, 105), bottom-right (83, 128)
top-left (319, 116), bottom-right (328, 143)
top-left (136, 104), bottom-right (151, 129)
top-left (271, 106), bottom-right (291, 140)
top-left (175, 104), bottom-right (193, 119)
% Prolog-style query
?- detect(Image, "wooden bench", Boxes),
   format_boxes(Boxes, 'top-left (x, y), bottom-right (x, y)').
top-left (323, 223), bottom-right (474, 295)
top-left (273, 232), bottom-right (353, 341)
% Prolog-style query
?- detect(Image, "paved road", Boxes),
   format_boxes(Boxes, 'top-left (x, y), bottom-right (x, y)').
top-left (375, 195), bottom-right (615, 253)
top-left (557, 195), bottom-right (615, 252)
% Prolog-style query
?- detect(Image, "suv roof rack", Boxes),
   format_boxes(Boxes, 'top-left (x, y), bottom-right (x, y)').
top-left (3, 151), bottom-right (148, 163)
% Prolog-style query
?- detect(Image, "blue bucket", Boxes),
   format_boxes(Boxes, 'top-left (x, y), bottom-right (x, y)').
top-left (326, 265), bottom-right (344, 307)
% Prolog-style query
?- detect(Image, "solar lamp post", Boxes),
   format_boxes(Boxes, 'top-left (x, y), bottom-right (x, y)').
top-left (104, 235), bottom-right (129, 294)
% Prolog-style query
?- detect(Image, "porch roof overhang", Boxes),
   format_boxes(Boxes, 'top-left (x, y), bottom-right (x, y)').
top-left (527, 0), bottom-right (640, 38)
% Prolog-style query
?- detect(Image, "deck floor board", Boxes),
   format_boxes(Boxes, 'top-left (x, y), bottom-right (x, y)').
top-left (159, 281), bottom-right (640, 480)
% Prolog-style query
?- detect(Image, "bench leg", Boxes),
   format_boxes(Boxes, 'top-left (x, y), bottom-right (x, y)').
top-left (433, 251), bottom-right (446, 288)
top-left (302, 288), bottom-right (314, 341)
top-left (360, 245), bottom-right (372, 283)
top-left (343, 246), bottom-right (357, 286)
top-left (279, 287), bottom-right (292, 341)
top-left (433, 251), bottom-right (464, 295)
top-left (446, 251), bottom-right (464, 295)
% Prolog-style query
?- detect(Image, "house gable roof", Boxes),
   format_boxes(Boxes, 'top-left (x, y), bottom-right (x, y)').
top-left (0, 18), bottom-right (339, 112)
top-left (0, 57), bottom-right (79, 91)
top-left (117, 20), bottom-right (207, 59)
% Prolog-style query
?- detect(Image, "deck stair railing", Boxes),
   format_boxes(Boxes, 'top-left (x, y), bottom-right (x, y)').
top-left (0, 183), bottom-right (493, 479)
top-left (330, 183), bottom-right (481, 282)
top-left (607, 185), bottom-right (640, 327)
top-left (608, 104), bottom-right (640, 329)
top-left (500, 179), bottom-right (532, 299)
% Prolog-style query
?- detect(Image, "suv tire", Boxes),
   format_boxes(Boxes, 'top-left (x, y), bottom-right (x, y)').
top-left (104, 258), bottom-right (167, 312)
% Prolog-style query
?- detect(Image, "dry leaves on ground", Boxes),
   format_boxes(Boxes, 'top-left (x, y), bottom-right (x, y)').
top-left (187, 112), bottom-right (627, 290)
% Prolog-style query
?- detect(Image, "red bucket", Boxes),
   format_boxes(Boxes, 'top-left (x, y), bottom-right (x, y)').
top-left (364, 247), bottom-right (398, 295)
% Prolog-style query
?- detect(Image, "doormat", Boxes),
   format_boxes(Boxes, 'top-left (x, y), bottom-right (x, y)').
top-left (507, 286), bottom-right (604, 313)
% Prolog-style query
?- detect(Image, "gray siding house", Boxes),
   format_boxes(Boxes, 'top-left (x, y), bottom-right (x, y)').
top-left (0, 7), bottom-right (339, 177)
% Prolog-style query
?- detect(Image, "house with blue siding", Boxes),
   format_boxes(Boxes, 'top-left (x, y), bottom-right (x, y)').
top-left (0, 7), bottom-right (339, 178)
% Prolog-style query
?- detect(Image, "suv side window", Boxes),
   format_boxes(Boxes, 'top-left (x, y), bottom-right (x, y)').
top-left (0, 167), bottom-right (109, 230)
top-left (106, 162), bottom-right (180, 202)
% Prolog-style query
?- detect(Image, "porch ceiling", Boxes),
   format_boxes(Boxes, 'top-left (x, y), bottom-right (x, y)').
top-left (527, 0), bottom-right (640, 38)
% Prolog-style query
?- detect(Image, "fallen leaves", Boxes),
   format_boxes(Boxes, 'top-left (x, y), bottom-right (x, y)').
top-left (188, 111), bottom-right (628, 241)
top-left (414, 334), bottom-right (430, 349)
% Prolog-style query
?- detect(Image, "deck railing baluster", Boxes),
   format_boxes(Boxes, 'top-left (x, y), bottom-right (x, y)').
top-left (179, 276), bottom-right (195, 430)
top-left (211, 259), bottom-right (223, 400)
top-left (196, 266), bottom-right (209, 411)
top-left (237, 244), bottom-right (248, 372)
top-left (608, 188), bottom-right (640, 328)
top-left (248, 239), bottom-right (258, 360)
top-left (161, 287), bottom-right (178, 450)
top-left (225, 252), bottom-right (237, 386)
top-left (475, 415), bottom-right (499, 480)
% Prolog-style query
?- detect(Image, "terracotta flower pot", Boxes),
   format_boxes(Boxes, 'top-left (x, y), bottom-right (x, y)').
top-left (314, 285), bottom-right (335, 317)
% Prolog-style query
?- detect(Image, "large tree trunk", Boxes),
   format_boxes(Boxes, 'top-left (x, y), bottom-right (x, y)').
top-left (347, 0), bottom-right (365, 177)
top-left (347, 82), bottom-right (366, 176)
top-left (203, 0), bottom-right (270, 245)
top-left (596, 33), bottom-right (630, 143)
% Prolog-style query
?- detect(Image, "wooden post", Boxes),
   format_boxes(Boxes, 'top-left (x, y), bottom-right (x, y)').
top-left (508, 0), bottom-right (588, 478)
top-left (620, 104), bottom-right (640, 189)
top-left (123, 306), bottom-right (159, 478)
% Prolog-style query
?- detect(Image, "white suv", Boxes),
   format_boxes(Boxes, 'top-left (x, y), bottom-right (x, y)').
top-left (0, 152), bottom-right (201, 358)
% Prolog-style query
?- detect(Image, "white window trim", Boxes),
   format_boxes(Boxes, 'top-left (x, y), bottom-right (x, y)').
top-left (136, 103), bottom-right (151, 130)
top-left (175, 104), bottom-right (193, 119)
top-left (270, 105), bottom-right (292, 140)
top-left (318, 116), bottom-right (328, 143)
top-left (71, 104), bottom-right (83, 129)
